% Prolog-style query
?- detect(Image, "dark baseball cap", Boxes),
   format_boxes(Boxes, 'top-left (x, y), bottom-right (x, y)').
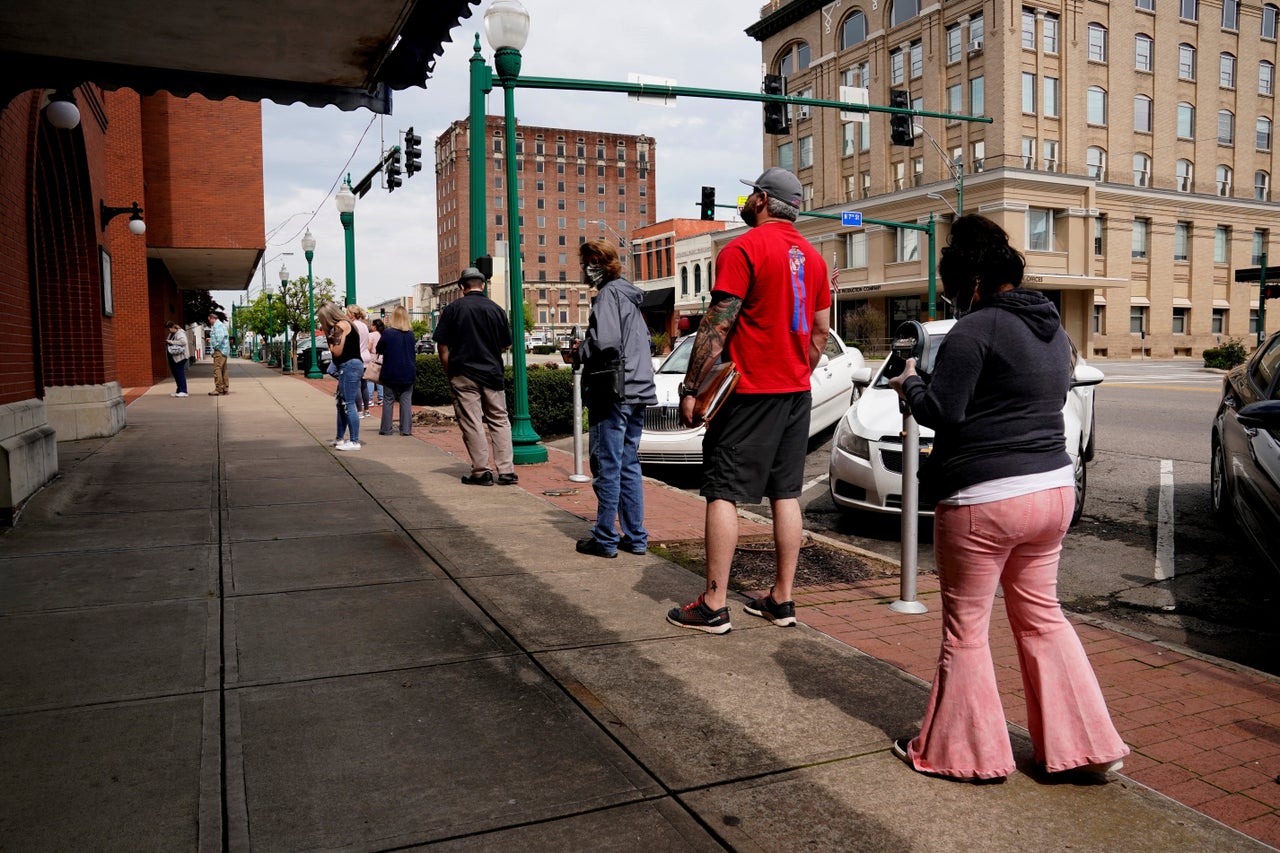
top-left (739, 167), bottom-right (802, 209)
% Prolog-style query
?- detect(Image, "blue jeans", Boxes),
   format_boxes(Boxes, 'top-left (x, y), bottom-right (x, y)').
top-left (335, 359), bottom-right (363, 441)
top-left (169, 357), bottom-right (188, 394)
top-left (588, 402), bottom-right (647, 551)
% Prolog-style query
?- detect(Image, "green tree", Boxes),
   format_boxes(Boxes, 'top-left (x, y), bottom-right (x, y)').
top-left (182, 291), bottom-right (225, 326)
top-left (411, 320), bottom-right (430, 339)
top-left (278, 276), bottom-right (338, 335)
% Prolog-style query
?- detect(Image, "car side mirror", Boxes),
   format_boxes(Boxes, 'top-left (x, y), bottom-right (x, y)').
top-left (1071, 364), bottom-right (1105, 388)
top-left (1237, 399), bottom-right (1280, 430)
top-left (852, 366), bottom-right (873, 387)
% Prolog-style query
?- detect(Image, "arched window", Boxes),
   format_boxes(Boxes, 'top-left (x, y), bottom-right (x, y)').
top-left (1134, 94), bottom-right (1153, 132)
top-left (1135, 34), bottom-right (1153, 71)
top-left (842, 11), bottom-right (867, 49)
top-left (1262, 61), bottom-right (1276, 95)
top-left (1217, 165), bottom-right (1233, 195)
top-left (680, 266), bottom-right (688, 296)
top-left (1134, 153), bottom-right (1152, 187)
top-left (890, 0), bottom-right (922, 27)
top-left (1219, 110), bottom-right (1235, 144)
top-left (1259, 116), bottom-right (1274, 151)
top-left (693, 264), bottom-right (702, 294)
top-left (1177, 102), bottom-right (1196, 138)
top-left (1087, 86), bottom-right (1108, 124)
top-left (777, 42), bottom-right (810, 78)
top-left (1176, 159), bottom-right (1194, 192)
top-left (1088, 24), bottom-right (1108, 61)
top-left (1087, 146), bottom-right (1107, 179)
top-left (1178, 43), bottom-right (1196, 80)
top-left (1265, 3), bottom-right (1279, 38)
top-left (1221, 53), bottom-right (1237, 88)
top-left (1256, 170), bottom-right (1272, 201)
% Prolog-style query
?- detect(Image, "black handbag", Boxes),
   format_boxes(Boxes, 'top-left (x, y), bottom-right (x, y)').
top-left (585, 350), bottom-right (625, 402)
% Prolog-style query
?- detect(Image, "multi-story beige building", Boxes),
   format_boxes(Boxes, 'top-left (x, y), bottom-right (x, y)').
top-left (746, 0), bottom-right (1280, 357)
top-left (434, 116), bottom-right (658, 338)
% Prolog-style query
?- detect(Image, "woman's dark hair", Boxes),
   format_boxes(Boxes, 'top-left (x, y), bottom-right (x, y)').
top-left (938, 214), bottom-right (1024, 303)
top-left (371, 318), bottom-right (385, 332)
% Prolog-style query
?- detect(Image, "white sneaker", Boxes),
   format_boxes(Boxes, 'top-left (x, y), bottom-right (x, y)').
top-left (172, 392), bottom-right (188, 397)
top-left (335, 440), bottom-right (361, 451)
top-left (326, 439), bottom-right (343, 446)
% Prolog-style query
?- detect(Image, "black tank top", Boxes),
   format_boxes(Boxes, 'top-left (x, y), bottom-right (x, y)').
top-left (332, 322), bottom-right (362, 366)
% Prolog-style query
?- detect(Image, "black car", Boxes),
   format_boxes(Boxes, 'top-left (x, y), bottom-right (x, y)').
top-left (415, 337), bottom-right (436, 355)
top-left (1211, 330), bottom-right (1280, 573)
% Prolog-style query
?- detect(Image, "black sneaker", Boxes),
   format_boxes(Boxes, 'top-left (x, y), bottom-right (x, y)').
top-left (575, 537), bottom-right (617, 559)
top-left (461, 472), bottom-right (494, 486)
top-left (743, 594), bottom-right (797, 627)
top-left (618, 536), bottom-right (647, 555)
top-left (666, 595), bottom-right (731, 634)
top-left (497, 472), bottom-right (519, 485)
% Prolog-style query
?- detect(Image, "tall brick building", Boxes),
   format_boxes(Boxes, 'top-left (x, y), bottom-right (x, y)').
top-left (747, 0), bottom-right (1280, 357)
top-left (434, 116), bottom-right (658, 333)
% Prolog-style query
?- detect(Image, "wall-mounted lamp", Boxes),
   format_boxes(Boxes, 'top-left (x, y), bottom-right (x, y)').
top-left (44, 90), bottom-right (81, 130)
top-left (100, 201), bottom-right (146, 235)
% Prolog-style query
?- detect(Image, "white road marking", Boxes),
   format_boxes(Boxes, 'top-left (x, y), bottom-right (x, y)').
top-left (802, 473), bottom-right (829, 494)
top-left (1155, 459), bottom-right (1175, 580)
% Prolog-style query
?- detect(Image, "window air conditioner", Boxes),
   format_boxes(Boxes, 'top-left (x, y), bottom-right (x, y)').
top-left (968, 38), bottom-right (983, 54)
top-left (798, 105), bottom-right (811, 119)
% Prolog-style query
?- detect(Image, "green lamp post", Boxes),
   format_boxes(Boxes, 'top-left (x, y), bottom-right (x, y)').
top-left (335, 178), bottom-right (357, 306)
top-left (279, 263), bottom-right (293, 373)
top-left (302, 229), bottom-right (321, 378)
top-left (484, 0), bottom-right (546, 464)
top-left (264, 279), bottom-right (277, 367)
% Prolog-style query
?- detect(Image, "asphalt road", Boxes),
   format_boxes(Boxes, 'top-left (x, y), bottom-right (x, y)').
top-left (640, 358), bottom-right (1280, 676)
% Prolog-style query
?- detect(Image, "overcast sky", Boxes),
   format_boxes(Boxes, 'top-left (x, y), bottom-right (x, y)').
top-left (219, 0), bottom-right (768, 311)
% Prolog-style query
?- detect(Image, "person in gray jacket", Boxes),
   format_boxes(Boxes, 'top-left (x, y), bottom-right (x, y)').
top-left (571, 239), bottom-right (658, 558)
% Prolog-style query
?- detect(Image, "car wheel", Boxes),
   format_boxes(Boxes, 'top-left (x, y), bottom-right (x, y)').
top-left (1071, 443), bottom-right (1087, 527)
top-left (1210, 435), bottom-right (1232, 521)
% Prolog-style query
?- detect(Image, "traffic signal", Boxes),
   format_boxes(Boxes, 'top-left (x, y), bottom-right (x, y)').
top-left (404, 127), bottom-right (422, 178)
top-left (1265, 283), bottom-right (1280, 300)
top-left (763, 74), bottom-right (790, 135)
top-left (380, 308), bottom-right (386, 318)
top-left (889, 89), bottom-right (914, 147)
top-left (700, 186), bottom-right (716, 221)
top-left (386, 148), bottom-right (403, 191)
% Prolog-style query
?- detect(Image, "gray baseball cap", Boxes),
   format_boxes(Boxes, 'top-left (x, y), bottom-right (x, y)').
top-left (458, 267), bottom-right (486, 285)
top-left (739, 167), bottom-right (802, 209)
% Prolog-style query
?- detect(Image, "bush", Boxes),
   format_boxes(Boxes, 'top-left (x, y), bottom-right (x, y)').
top-left (414, 354), bottom-right (451, 404)
top-left (1203, 338), bottom-right (1249, 370)
top-left (415, 355), bottom-right (577, 437)
top-left (532, 344), bottom-right (559, 355)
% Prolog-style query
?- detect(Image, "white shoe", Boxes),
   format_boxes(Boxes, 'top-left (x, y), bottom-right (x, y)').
top-left (172, 392), bottom-right (188, 397)
top-left (335, 440), bottom-right (361, 451)
top-left (326, 439), bottom-right (343, 446)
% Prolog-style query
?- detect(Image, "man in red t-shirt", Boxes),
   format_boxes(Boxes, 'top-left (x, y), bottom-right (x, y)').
top-left (668, 167), bottom-right (831, 634)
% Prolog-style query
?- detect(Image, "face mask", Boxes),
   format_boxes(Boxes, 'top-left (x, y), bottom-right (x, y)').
top-left (585, 263), bottom-right (607, 286)
top-left (941, 279), bottom-right (978, 317)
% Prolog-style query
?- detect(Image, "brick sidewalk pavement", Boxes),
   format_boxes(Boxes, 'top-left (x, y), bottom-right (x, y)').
top-left (291, 373), bottom-right (1280, 850)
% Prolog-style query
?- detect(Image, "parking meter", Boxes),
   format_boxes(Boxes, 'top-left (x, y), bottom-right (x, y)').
top-left (567, 326), bottom-right (590, 483)
top-left (887, 320), bottom-right (929, 615)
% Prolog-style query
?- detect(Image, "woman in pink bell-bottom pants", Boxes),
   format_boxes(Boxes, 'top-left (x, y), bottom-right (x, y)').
top-left (903, 485), bottom-right (1129, 780)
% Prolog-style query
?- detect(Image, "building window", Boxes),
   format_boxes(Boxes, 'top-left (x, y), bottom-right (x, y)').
top-left (1221, 53), bottom-right (1237, 88)
top-left (1022, 137), bottom-right (1037, 169)
top-left (970, 14), bottom-right (985, 48)
top-left (1263, 61), bottom-right (1276, 96)
top-left (1257, 170), bottom-right (1272, 200)
top-left (1135, 34), bottom-right (1154, 71)
top-left (1219, 110), bottom-right (1236, 144)
top-left (1181, 0), bottom-right (1198, 21)
top-left (1179, 44), bottom-right (1196, 80)
top-left (1044, 14), bottom-right (1060, 53)
top-left (1177, 102), bottom-right (1196, 138)
top-left (947, 22), bottom-right (963, 62)
top-left (1028, 208), bottom-right (1055, 251)
top-left (1087, 87), bottom-right (1107, 125)
top-left (1176, 159), bottom-right (1194, 191)
top-left (891, 0), bottom-right (923, 27)
top-left (861, 170), bottom-right (872, 197)
top-left (848, 231), bottom-right (868, 268)
top-left (1213, 308), bottom-right (1227, 333)
top-left (1043, 140), bottom-right (1059, 172)
top-left (799, 135), bottom-right (813, 169)
top-left (894, 161), bottom-right (906, 190)
top-left (948, 84), bottom-right (963, 118)
top-left (1088, 24), bottom-right (1108, 62)
top-left (859, 121), bottom-right (870, 152)
top-left (909, 41), bottom-right (924, 78)
top-left (970, 76), bottom-right (985, 115)
top-left (1095, 216), bottom-right (1106, 255)
top-left (1022, 72), bottom-right (1037, 113)
top-left (693, 264), bottom-right (701, 294)
top-left (1224, 0), bottom-right (1241, 27)
top-left (1022, 7), bottom-right (1036, 49)
top-left (839, 10), bottom-right (870, 48)
top-left (778, 141), bottom-right (794, 172)
top-left (1134, 95), bottom-right (1153, 132)
top-left (1174, 222), bottom-right (1191, 260)
top-left (1215, 226), bottom-right (1231, 263)
top-left (896, 227), bottom-right (920, 262)
top-left (1133, 218), bottom-right (1150, 258)
top-left (971, 140), bottom-right (985, 172)
top-left (842, 123), bottom-right (857, 156)
top-left (1087, 146), bottom-right (1107, 179)
top-left (1253, 228), bottom-right (1269, 265)
top-left (1251, 309), bottom-right (1261, 335)
top-left (1259, 117), bottom-right (1274, 151)
top-left (890, 49), bottom-right (904, 85)
top-left (1217, 165), bottom-right (1233, 195)
top-left (1137, 0), bottom-right (1154, 9)
top-left (1043, 77), bottom-right (1059, 117)
top-left (1131, 306), bottom-right (1148, 334)
top-left (1093, 304), bottom-right (1106, 334)
top-left (680, 267), bottom-right (688, 296)
top-left (777, 41), bottom-right (811, 78)
top-left (1265, 3), bottom-right (1280, 38)
top-left (1173, 307), bottom-right (1190, 333)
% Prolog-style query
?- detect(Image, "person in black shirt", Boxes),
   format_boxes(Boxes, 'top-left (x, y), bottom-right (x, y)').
top-left (432, 268), bottom-right (518, 486)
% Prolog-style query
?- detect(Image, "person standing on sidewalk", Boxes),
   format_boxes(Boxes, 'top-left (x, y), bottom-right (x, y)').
top-left (432, 267), bottom-right (518, 487)
top-left (164, 321), bottom-right (190, 397)
top-left (207, 311), bottom-right (230, 395)
top-left (668, 167), bottom-right (830, 634)
top-left (346, 304), bottom-right (373, 418)
top-left (570, 239), bottom-right (657, 559)
top-left (887, 214), bottom-right (1128, 783)
top-left (318, 301), bottom-right (363, 451)
top-left (375, 306), bottom-right (416, 437)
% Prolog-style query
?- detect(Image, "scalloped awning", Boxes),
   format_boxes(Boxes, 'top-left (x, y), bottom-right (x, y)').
top-left (0, 0), bottom-right (480, 113)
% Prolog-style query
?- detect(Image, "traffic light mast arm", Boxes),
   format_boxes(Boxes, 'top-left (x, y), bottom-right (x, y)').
top-left (351, 146), bottom-right (400, 198)
top-left (511, 75), bottom-right (993, 126)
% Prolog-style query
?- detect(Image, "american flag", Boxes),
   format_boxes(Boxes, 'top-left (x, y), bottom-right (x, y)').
top-left (830, 256), bottom-right (840, 289)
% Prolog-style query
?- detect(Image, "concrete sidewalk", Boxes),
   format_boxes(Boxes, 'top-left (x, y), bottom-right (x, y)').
top-left (0, 358), bottom-right (1273, 851)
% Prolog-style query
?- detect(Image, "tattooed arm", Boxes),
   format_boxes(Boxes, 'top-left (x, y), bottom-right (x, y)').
top-left (678, 292), bottom-right (742, 427)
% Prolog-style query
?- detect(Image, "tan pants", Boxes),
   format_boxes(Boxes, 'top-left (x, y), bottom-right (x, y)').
top-left (212, 350), bottom-right (229, 394)
top-left (449, 374), bottom-right (514, 476)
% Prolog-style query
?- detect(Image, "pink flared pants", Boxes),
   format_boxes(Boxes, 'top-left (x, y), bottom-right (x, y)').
top-left (907, 486), bottom-right (1129, 779)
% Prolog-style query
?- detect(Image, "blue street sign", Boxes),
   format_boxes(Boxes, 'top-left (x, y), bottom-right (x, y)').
top-left (842, 211), bottom-right (863, 227)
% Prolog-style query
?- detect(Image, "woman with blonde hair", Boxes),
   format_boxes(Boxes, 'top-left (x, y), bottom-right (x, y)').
top-left (318, 301), bottom-right (363, 450)
top-left (375, 305), bottom-right (418, 436)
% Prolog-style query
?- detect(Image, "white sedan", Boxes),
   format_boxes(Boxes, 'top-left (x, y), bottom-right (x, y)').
top-left (638, 333), bottom-right (865, 465)
top-left (828, 319), bottom-right (1102, 526)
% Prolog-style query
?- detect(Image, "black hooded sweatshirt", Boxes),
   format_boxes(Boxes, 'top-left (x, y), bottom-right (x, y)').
top-left (900, 288), bottom-right (1072, 500)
